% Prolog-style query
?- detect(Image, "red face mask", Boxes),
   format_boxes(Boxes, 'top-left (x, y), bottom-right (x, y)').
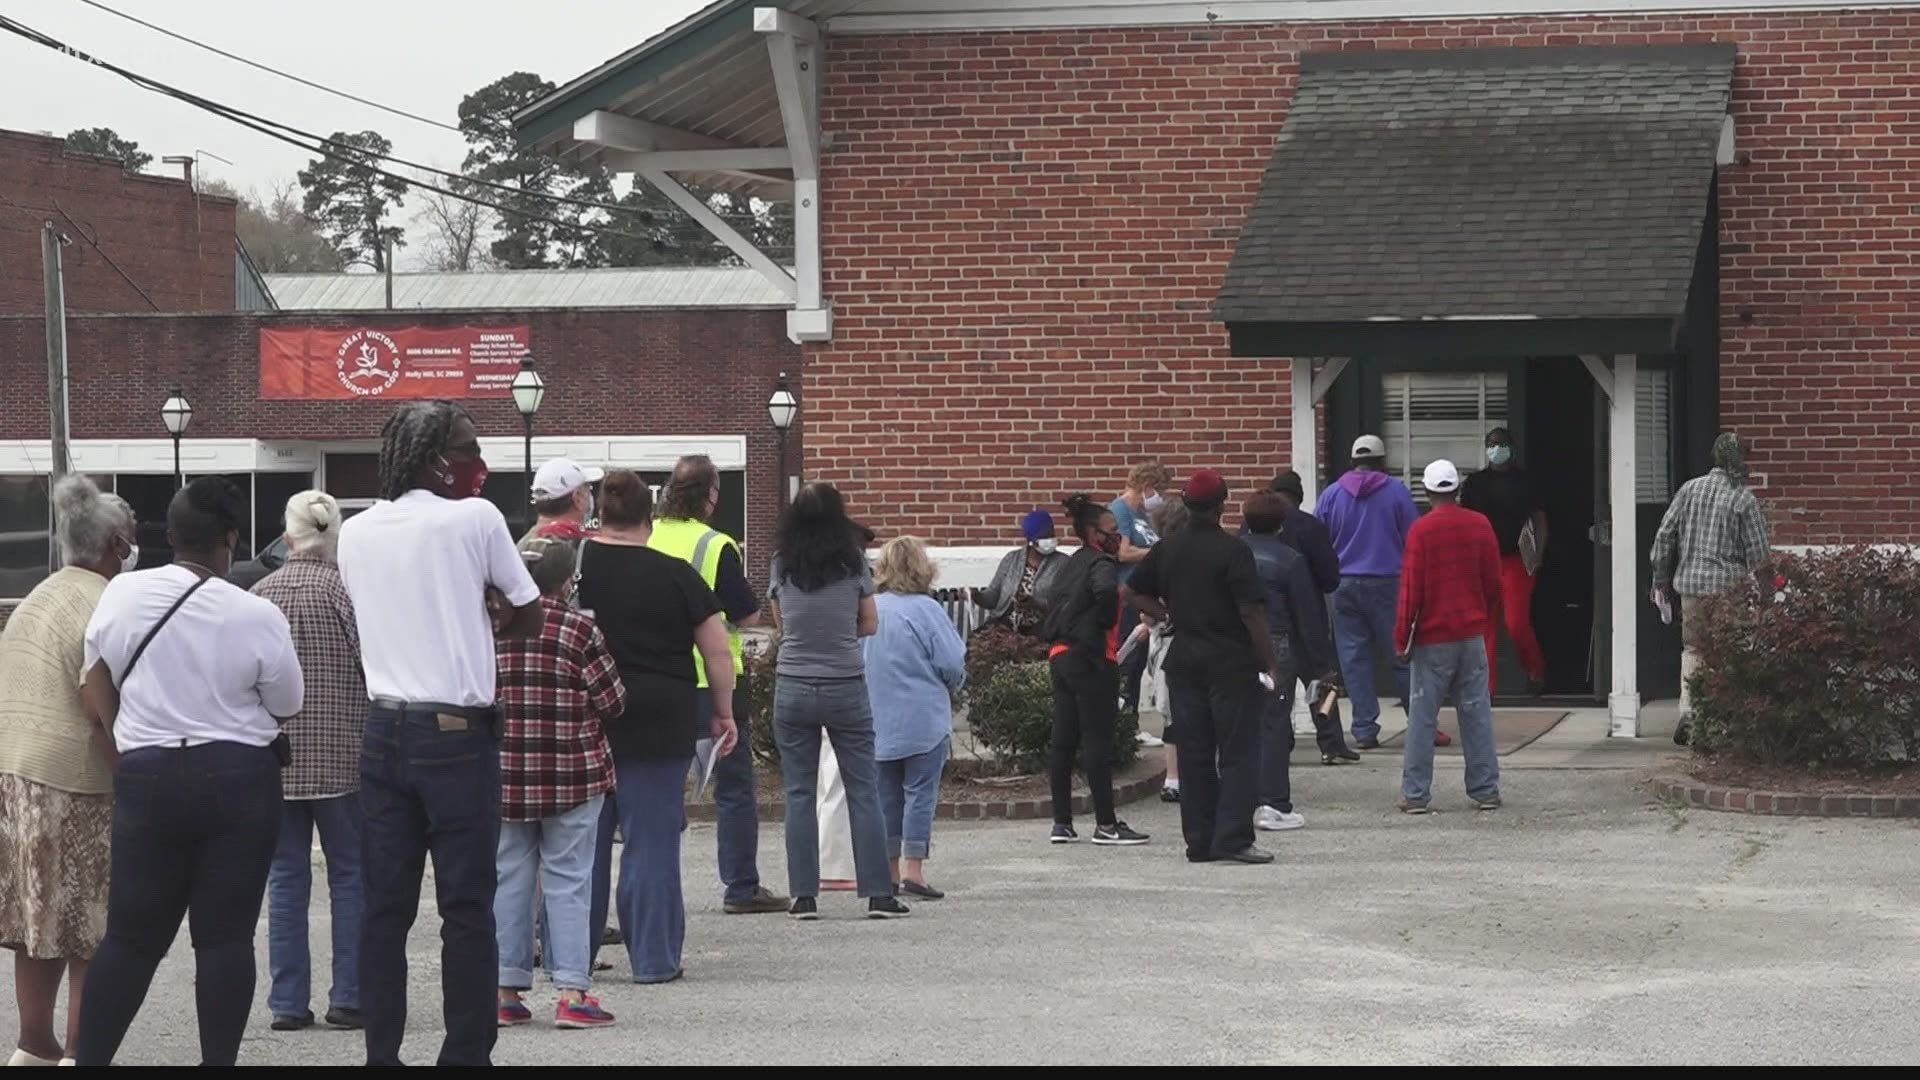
top-left (441, 456), bottom-right (489, 499)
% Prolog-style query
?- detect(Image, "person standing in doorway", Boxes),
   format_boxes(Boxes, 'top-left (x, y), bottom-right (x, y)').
top-left (337, 402), bottom-right (544, 1068)
top-left (1241, 491), bottom-right (1338, 833)
top-left (1394, 461), bottom-right (1504, 814)
top-left (1109, 461), bottom-right (1170, 728)
top-left (251, 492), bottom-right (366, 1034)
top-left (1460, 427), bottom-right (1549, 696)
top-left (1041, 495), bottom-right (1148, 847)
top-left (1125, 470), bottom-right (1281, 865)
top-left (1269, 470), bottom-right (1357, 764)
top-left (1317, 436), bottom-right (1448, 750)
top-left (1650, 432), bottom-right (1772, 746)
top-left (649, 454), bottom-right (786, 915)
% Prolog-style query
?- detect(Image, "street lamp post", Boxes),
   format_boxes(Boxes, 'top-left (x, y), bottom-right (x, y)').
top-left (766, 371), bottom-right (799, 520)
top-left (160, 385), bottom-right (192, 492)
top-left (510, 356), bottom-right (546, 530)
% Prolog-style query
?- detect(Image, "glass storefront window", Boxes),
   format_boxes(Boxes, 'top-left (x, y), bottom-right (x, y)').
top-left (0, 475), bottom-right (51, 600)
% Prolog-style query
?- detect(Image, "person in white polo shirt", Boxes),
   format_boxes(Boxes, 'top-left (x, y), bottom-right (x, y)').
top-left (71, 477), bottom-right (304, 1067)
top-left (336, 401), bottom-right (542, 1068)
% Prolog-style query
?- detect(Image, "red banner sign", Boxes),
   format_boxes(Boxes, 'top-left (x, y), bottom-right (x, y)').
top-left (259, 325), bottom-right (530, 400)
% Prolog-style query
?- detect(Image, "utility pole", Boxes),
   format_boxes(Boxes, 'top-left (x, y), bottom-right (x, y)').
top-left (42, 223), bottom-right (72, 572)
top-left (384, 236), bottom-right (395, 309)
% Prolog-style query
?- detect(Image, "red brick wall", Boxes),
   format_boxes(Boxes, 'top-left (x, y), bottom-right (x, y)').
top-left (0, 308), bottom-right (802, 580)
top-left (814, 11), bottom-right (1920, 545)
top-left (0, 131), bottom-right (238, 314)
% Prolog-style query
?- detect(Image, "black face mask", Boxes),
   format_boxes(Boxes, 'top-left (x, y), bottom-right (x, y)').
top-left (1094, 528), bottom-right (1122, 557)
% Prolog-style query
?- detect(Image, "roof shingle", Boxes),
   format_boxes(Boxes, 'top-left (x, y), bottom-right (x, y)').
top-left (1214, 45), bottom-right (1736, 328)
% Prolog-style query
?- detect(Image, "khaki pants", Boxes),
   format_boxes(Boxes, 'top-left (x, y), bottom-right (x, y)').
top-left (1678, 594), bottom-right (1710, 717)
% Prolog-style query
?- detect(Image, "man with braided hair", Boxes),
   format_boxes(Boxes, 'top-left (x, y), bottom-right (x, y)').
top-left (336, 401), bottom-right (543, 1066)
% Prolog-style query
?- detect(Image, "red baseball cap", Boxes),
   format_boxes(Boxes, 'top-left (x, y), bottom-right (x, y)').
top-left (1183, 468), bottom-right (1228, 505)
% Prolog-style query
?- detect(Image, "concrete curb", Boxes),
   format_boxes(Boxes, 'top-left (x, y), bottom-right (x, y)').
top-left (1652, 774), bottom-right (1920, 818)
top-left (686, 764), bottom-right (1169, 823)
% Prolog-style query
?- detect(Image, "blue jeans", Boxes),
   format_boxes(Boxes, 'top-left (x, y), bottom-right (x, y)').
top-left (1333, 575), bottom-right (1411, 740)
top-left (267, 794), bottom-right (363, 1019)
top-left (1401, 638), bottom-right (1501, 806)
top-left (701, 687), bottom-right (763, 903)
top-left (496, 796), bottom-right (602, 993)
top-left (878, 738), bottom-right (950, 860)
top-left (73, 742), bottom-right (281, 1067)
top-left (358, 705), bottom-right (501, 1068)
top-left (613, 756), bottom-right (691, 983)
top-left (772, 674), bottom-right (893, 899)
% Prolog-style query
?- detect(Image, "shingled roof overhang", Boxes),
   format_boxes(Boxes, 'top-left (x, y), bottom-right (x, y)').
top-left (1216, 44), bottom-right (1737, 360)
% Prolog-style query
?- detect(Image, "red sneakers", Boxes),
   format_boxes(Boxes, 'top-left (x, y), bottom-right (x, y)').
top-left (555, 995), bottom-right (616, 1030)
top-left (497, 997), bottom-right (533, 1028)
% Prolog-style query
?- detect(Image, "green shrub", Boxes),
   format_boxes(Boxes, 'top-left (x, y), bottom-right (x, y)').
top-left (746, 642), bottom-right (780, 767)
top-left (966, 659), bottom-right (1140, 775)
top-left (1689, 547), bottom-right (1920, 768)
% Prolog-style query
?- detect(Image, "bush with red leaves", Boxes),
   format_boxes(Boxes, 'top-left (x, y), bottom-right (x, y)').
top-left (1689, 547), bottom-right (1920, 768)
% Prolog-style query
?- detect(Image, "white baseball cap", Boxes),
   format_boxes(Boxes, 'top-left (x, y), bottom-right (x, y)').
top-left (1422, 459), bottom-right (1461, 494)
top-left (1352, 434), bottom-right (1387, 460)
top-left (530, 458), bottom-right (605, 501)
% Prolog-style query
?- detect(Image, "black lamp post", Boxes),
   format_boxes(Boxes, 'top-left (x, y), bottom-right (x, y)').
top-left (160, 385), bottom-right (192, 492)
top-left (767, 371), bottom-right (798, 518)
top-left (510, 356), bottom-right (546, 528)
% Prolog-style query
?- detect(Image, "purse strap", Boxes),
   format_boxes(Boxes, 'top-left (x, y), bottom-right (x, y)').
top-left (118, 576), bottom-right (212, 687)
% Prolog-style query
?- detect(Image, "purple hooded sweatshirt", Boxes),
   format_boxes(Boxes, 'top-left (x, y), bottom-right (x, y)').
top-left (1313, 468), bottom-right (1419, 578)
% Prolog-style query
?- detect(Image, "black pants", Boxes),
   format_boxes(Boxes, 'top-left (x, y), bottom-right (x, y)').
top-left (1049, 652), bottom-right (1118, 826)
top-left (1169, 674), bottom-right (1264, 858)
top-left (1260, 666), bottom-right (1301, 813)
top-left (73, 742), bottom-right (281, 1066)
top-left (359, 705), bottom-right (501, 1068)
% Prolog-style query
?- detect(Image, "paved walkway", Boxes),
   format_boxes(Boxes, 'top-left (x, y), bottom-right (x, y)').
top-left (11, 709), bottom-right (1918, 1066)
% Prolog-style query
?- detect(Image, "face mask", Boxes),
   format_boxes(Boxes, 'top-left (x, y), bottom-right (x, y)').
top-left (1487, 445), bottom-right (1513, 467)
top-left (1097, 529), bottom-right (1122, 557)
top-left (448, 456), bottom-right (490, 499)
top-left (119, 539), bottom-right (139, 574)
top-left (1142, 493), bottom-right (1164, 512)
top-left (1035, 538), bottom-right (1059, 555)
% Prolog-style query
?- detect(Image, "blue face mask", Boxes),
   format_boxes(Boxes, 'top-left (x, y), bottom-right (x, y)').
top-left (1486, 445), bottom-right (1513, 467)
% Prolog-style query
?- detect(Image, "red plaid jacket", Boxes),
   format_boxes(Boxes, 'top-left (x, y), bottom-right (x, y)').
top-left (495, 596), bottom-right (626, 821)
top-left (1395, 502), bottom-right (1504, 654)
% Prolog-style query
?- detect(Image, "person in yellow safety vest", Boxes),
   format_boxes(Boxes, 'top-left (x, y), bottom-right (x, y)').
top-left (647, 455), bottom-right (788, 915)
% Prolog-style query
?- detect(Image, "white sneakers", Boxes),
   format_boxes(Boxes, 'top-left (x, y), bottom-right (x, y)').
top-left (1135, 731), bottom-right (1164, 748)
top-left (1254, 806), bottom-right (1307, 832)
top-left (5, 1049), bottom-right (64, 1067)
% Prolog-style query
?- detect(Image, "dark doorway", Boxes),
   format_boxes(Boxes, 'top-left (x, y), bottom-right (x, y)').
top-left (1520, 360), bottom-right (1598, 700)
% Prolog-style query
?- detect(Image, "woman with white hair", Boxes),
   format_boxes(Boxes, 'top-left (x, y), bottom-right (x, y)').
top-left (0, 476), bottom-right (137, 1066)
top-left (250, 491), bottom-right (366, 1033)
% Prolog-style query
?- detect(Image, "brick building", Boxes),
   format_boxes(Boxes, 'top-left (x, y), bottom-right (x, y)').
top-left (516, 0), bottom-right (1920, 731)
top-left (0, 130), bottom-right (241, 314)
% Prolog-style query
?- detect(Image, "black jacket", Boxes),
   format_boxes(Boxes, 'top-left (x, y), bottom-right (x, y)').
top-left (1279, 507), bottom-right (1341, 597)
top-left (1040, 545), bottom-right (1118, 661)
top-left (1243, 533), bottom-right (1333, 677)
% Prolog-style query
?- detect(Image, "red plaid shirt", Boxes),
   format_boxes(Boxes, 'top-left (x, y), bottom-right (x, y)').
top-left (1395, 503), bottom-right (1504, 654)
top-left (495, 596), bottom-right (626, 821)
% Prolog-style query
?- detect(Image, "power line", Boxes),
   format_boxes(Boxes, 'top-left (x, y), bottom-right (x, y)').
top-left (0, 13), bottom-right (780, 255)
top-left (70, 0), bottom-right (463, 134)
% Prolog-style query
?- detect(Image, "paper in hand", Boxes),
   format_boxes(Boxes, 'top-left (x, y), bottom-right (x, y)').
top-left (692, 738), bottom-right (723, 801)
top-left (1114, 623), bottom-right (1151, 664)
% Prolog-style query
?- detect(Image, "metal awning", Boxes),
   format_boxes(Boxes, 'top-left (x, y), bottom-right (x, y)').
top-left (1216, 44), bottom-right (1737, 359)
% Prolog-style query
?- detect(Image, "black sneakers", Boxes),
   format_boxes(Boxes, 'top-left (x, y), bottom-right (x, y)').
top-left (867, 896), bottom-right (911, 919)
top-left (1091, 821), bottom-right (1149, 846)
top-left (1050, 823), bottom-right (1079, 844)
top-left (788, 896), bottom-right (819, 921)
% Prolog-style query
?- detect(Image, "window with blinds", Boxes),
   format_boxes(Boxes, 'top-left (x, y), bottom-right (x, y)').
top-left (1636, 367), bottom-right (1673, 503)
top-left (1381, 371), bottom-right (1509, 504)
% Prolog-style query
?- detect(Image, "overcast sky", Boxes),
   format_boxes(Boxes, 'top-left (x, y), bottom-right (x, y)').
top-left (1, 0), bottom-right (709, 257)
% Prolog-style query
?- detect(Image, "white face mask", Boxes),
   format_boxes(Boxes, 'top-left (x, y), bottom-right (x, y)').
top-left (119, 539), bottom-right (140, 574)
top-left (1142, 492), bottom-right (1164, 512)
top-left (1486, 445), bottom-right (1513, 467)
top-left (1035, 538), bottom-right (1059, 555)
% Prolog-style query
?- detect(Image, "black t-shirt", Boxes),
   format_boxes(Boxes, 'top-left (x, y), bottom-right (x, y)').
top-left (577, 540), bottom-right (723, 760)
top-left (1460, 467), bottom-right (1539, 555)
top-left (1127, 522), bottom-right (1267, 685)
